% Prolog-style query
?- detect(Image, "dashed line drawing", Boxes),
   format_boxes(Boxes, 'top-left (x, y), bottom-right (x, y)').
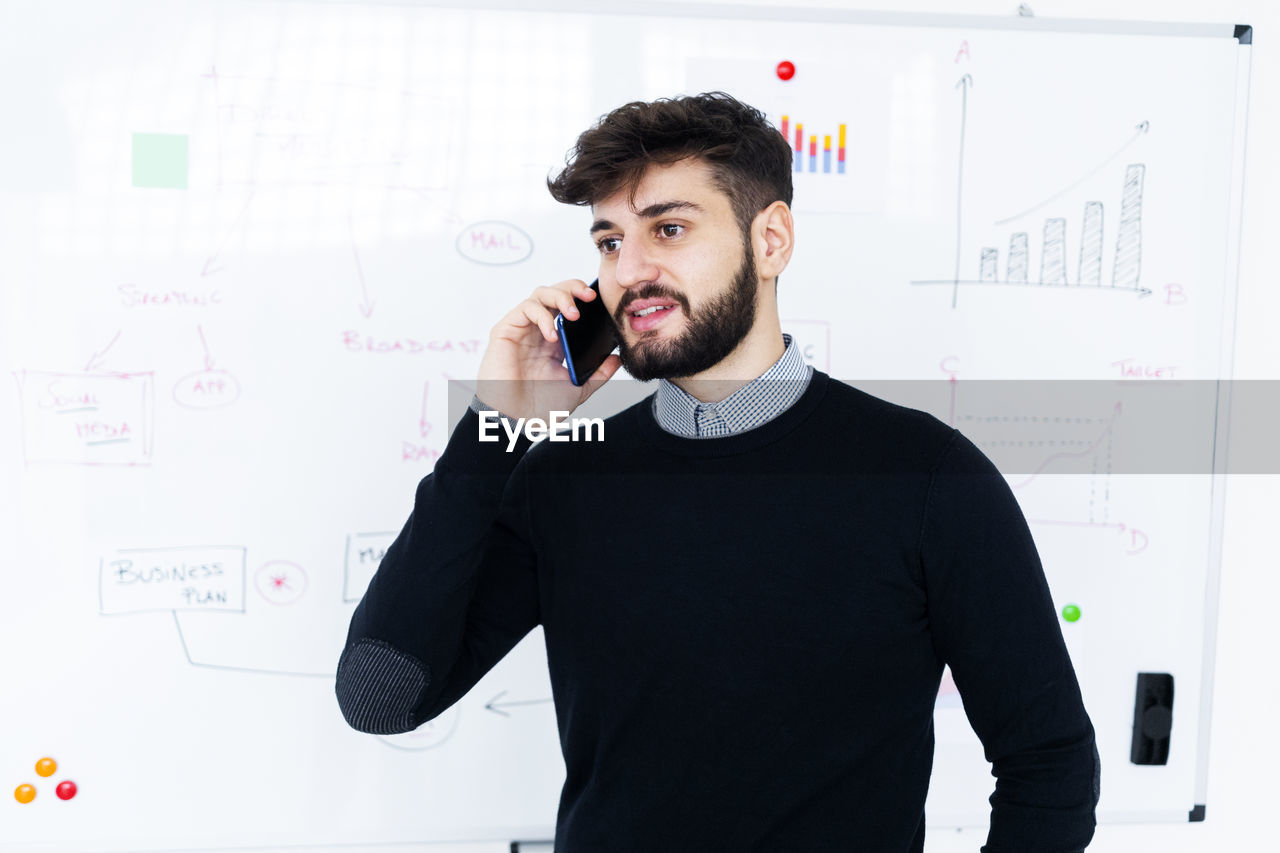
top-left (932, 364), bottom-right (1151, 555)
top-left (951, 401), bottom-right (1148, 555)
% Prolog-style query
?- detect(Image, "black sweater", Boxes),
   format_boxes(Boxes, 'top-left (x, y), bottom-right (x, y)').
top-left (336, 371), bottom-right (1100, 852)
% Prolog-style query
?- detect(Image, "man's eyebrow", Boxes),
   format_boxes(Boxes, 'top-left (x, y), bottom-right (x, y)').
top-left (589, 200), bottom-right (704, 235)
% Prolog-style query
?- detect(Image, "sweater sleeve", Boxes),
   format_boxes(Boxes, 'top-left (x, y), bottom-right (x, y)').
top-left (920, 429), bottom-right (1101, 853)
top-left (334, 406), bottom-right (541, 734)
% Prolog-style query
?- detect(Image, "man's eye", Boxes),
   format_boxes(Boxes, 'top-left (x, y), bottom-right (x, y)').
top-left (659, 224), bottom-right (684, 238)
top-left (596, 237), bottom-right (620, 254)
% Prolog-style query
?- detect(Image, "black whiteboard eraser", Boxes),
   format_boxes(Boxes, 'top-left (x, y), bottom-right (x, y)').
top-left (1130, 672), bottom-right (1174, 765)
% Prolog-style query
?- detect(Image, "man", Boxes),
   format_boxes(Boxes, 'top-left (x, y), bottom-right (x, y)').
top-left (336, 92), bottom-right (1100, 851)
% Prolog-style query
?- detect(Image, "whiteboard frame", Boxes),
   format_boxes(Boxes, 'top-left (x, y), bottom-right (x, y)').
top-left (264, 0), bottom-right (1257, 834)
top-left (308, 0), bottom-right (1245, 41)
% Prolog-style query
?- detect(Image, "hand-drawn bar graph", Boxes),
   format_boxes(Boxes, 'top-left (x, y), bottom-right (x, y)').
top-left (1080, 201), bottom-right (1104, 286)
top-left (779, 116), bottom-right (846, 174)
top-left (1008, 232), bottom-right (1029, 283)
top-left (914, 162), bottom-right (1149, 299)
top-left (977, 164), bottom-right (1145, 289)
top-left (980, 249), bottom-right (998, 281)
top-left (1040, 218), bottom-right (1067, 285)
top-left (1112, 164), bottom-right (1144, 288)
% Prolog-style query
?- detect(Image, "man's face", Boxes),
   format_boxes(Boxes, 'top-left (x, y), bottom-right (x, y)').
top-left (590, 159), bottom-right (759, 382)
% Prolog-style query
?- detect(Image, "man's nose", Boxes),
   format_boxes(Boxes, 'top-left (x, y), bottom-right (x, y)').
top-left (613, 237), bottom-right (660, 290)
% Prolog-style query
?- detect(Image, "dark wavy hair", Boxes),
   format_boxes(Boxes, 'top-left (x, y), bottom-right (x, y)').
top-left (547, 91), bottom-right (793, 240)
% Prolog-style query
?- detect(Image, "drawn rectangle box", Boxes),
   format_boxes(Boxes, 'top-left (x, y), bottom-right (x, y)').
top-left (782, 320), bottom-right (831, 371)
top-left (14, 370), bottom-right (154, 466)
top-left (100, 546), bottom-right (246, 614)
top-left (344, 532), bottom-right (397, 602)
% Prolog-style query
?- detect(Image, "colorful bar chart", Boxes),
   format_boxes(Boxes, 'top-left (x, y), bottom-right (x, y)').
top-left (779, 116), bottom-right (846, 174)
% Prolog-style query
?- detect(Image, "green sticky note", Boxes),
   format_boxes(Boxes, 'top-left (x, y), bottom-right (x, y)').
top-left (131, 132), bottom-right (188, 188)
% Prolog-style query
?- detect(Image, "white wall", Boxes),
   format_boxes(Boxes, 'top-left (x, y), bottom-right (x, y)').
top-left (48, 1), bottom-right (1268, 850)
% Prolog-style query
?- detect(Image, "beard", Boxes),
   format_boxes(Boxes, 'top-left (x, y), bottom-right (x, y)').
top-left (613, 244), bottom-right (759, 382)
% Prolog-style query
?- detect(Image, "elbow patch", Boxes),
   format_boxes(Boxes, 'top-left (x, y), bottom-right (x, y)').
top-left (335, 638), bottom-right (431, 735)
top-left (1092, 741), bottom-right (1102, 806)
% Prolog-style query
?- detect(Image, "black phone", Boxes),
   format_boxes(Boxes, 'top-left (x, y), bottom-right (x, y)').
top-left (555, 279), bottom-right (617, 386)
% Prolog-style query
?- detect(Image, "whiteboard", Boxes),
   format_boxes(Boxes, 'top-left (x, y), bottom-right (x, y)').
top-left (0, 0), bottom-right (1250, 849)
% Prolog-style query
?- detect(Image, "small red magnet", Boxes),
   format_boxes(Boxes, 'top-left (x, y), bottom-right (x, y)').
top-left (56, 780), bottom-right (77, 800)
top-left (776, 60), bottom-right (795, 81)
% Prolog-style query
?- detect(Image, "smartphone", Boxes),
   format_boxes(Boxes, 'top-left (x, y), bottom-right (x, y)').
top-left (555, 279), bottom-right (617, 386)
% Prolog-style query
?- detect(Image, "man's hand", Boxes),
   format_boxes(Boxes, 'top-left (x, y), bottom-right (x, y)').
top-left (474, 278), bottom-right (623, 422)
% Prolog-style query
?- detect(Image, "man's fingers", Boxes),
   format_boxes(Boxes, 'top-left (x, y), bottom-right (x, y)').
top-left (533, 284), bottom-right (583, 321)
top-left (502, 281), bottom-right (592, 343)
top-left (518, 299), bottom-right (558, 342)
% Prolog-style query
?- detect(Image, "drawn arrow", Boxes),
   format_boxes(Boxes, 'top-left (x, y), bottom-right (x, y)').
top-left (994, 121), bottom-right (1150, 226)
top-left (84, 330), bottom-right (122, 372)
top-left (348, 212), bottom-right (376, 318)
top-left (1022, 518), bottom-right (1147, 554)
top-left (952, 74), bottom-right (973, 310)
top-left (198, 325), bottom-right (215, 370)
top-left (484, 689), bottom-right (554, 718)
top-left (202, 192), bottom-right (255, 277)
top-left (1026, 519), bottom-right (1128, 531)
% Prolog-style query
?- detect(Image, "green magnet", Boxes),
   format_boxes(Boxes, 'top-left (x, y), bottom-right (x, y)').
top-left (132, 132), bottom-right (188, 188)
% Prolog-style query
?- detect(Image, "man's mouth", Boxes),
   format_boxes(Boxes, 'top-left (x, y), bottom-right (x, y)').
top-left (625, 298), bottom-right (680, 332)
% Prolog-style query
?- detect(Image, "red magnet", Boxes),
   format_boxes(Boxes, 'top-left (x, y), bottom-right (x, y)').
top-left (56, 780), bottom-right (77, 800)
top-left (776, 60), bottom-right (795, 81)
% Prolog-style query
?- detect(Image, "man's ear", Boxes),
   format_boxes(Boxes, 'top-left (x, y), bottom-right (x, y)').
top-left (753, 201), bottom-right (795, 281)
